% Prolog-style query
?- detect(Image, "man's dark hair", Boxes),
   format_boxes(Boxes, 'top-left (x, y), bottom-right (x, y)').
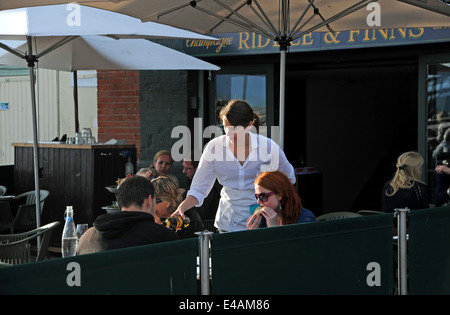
top-left (117, 175), bottom-right (154, 209)
top-left (183, 149), bottom-right (200, 168)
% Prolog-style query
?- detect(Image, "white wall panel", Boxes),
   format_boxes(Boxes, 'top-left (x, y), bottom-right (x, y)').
top-left (0, 69), bottom-right (97, 166)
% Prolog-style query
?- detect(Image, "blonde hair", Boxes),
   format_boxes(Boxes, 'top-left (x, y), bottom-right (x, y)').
top-left (151, 175), bottom-right (183, 214)
top-left (387, 151), bottom-right (424, 196)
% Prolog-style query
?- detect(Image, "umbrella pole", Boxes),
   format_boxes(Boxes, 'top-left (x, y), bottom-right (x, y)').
top-left (26, 36), bottom-right (42, 251)
top-left (279, 48), bottom-right (286, 150)
top-left (73, 71), bottom-right (79, 133)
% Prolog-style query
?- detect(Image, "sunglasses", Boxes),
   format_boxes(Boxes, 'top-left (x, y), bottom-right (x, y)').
top-left (254, 191), bottom-right (275, 202)
top-left (156, 198), bottom-right (163, 204)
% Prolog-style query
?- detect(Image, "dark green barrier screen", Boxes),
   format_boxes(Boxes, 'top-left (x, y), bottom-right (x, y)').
top-left (408, 206), bottom-right (450, 294)
top-left (0, 238), bottom-right (198, 295)
top-left (211, 215), bottom-right (393, 294)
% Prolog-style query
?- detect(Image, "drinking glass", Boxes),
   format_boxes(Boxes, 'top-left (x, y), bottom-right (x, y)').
top-left (76, 224), bottom-right (89, 239)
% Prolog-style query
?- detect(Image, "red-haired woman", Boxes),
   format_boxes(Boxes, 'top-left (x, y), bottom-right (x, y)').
top-left (247, 171), bottom-right (316, 229)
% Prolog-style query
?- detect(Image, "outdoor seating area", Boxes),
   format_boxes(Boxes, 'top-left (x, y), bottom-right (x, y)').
top-left (0, 206), bottom-right (449, 295)
top-left (1, 1), bottom-right (450, 302)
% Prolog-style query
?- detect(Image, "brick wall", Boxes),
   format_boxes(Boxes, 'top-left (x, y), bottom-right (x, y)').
top-left (97, 70), bottom-right (141, 161)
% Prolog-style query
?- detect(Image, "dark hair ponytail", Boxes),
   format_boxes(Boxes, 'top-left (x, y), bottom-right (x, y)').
top-left (252, 112), bottom-right (260, 133)
top-left (219, 99), bottom-right (260, 133)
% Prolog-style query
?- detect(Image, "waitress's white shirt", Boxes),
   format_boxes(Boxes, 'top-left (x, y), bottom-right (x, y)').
top-left (187, 132), bottom-right (295, 232)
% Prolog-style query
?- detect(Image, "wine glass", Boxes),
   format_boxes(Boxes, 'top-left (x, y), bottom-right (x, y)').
top-left (76, 224), bottom-right (89, 239)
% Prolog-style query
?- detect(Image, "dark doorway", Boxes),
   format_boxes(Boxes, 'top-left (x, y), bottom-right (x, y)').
top-left (285, 57), bottom-right (418, 212)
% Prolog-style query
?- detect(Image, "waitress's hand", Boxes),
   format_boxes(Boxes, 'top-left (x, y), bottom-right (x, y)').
top-left (246, 212), bottom-right (262, 230)
top-left (260, 207), bottom-right (278, 227)
top-left (171, 207), bottom-right (186, 219)
top-left (170, 195), bottom-right (199, 219)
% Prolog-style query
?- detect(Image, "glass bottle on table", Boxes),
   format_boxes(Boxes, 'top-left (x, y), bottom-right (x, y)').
top-left (62, 206), bottom-right (78, 257)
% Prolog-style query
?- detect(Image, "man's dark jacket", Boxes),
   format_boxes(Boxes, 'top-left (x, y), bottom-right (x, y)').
top-left (77, 211), bottom-right (178, 255)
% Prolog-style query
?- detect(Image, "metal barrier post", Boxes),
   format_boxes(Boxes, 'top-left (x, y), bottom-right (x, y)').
top-left (197, 231), bottom-right (213, 295)
top-left (395, 207), bottom-right (409, 295)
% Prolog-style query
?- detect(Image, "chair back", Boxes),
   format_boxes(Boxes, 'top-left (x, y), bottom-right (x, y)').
top-left (0, 202), bottom-right (14, 233)
top-left (316, 211), bottom-right (362, 221)
top-left (16, 190), bottom-right (50, 210)
top-left (357, 210), bottom-right (385, 216)
top-left (11, 190), bottom-right (51, 233)
top-left (0, 221), bottom-right (60, 265)
top-left (0, 185), bottom-right (6, 196)
top-left (12, 204), bottom-right (38, 233)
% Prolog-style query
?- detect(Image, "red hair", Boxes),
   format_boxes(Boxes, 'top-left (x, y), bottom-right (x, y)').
top-left (254, 170), bottom-right (302, 225)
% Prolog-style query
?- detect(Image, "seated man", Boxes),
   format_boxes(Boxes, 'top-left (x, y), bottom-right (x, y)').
top-left (77, 175), bottom-right (178, 255)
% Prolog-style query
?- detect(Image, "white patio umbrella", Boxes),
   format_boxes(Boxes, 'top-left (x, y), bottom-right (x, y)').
top-left (0, 4), bottom-right (219, 237)
top-left (0, 35), bottom-right (220, 71)
top-left (74, 0), bottom-right (450, 149)
top-left (0, 35), bottom-right (220, 133)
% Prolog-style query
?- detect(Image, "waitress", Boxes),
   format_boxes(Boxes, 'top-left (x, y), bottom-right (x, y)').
top-left (172, 99), bottom-right (295, 232)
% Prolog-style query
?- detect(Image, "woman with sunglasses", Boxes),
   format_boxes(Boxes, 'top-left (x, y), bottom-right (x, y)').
top-left (172, 100), bottom-right (296, 232)
top-left (152, 175), bottom-right (204, 239)
top-left (247, 171), bottom-right (316, 229)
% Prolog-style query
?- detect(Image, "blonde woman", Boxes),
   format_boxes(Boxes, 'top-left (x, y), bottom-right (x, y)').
top-left (151, 176), bottom-right (203, 239)
top-left (137, 150), bottom-right (174, 179)
top-left (381, 151), bottom-right (431, 212)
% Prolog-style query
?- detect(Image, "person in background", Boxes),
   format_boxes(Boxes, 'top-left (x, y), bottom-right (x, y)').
top-left (246, 170), bottom-right (316, 229)
top-left (172, 99), bottom-right (296, 232)
top-left (434, 163), bottom-right (450, 206)
top-left (182, 151), bottom-right (222, 220)
top-left (436, 110), bottom-right (450, 144)
top-left (137, 150), bottom-right (174, 179)
top-left (152, 175), bottom-right (203, 239)
top-left (433, 128), bottom-right (450, 167)
top-left (381, 151), bottom-right (431, 212)
top-left (76, 176), bottom-right (178, 255)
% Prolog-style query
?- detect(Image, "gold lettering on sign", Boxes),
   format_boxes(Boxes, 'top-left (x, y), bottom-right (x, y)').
top-left (409, 28), bottom-right (424, 38)
top-left (239, 32), bottom-right (251, 49)
top-left (348, 30), bottom-right (360, 43)
top-left (185, 37), bottom-right (233, 53)
top-left (184, 27), bottom-right (426, 54)
top-left (258, 35), bottom-right (271, 48)
top-left (323, 32), bottom-right (341, 44)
